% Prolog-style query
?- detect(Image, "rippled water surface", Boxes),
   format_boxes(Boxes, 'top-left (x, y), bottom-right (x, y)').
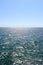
top-left (0, 28), bottom-right (43, 65)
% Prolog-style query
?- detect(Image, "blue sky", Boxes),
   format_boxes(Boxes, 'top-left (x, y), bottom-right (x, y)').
top-left (0, 0), bottom-right (43, 27)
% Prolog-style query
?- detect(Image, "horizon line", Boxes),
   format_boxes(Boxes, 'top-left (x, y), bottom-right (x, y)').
top-left (0, 26), bottom-right (43, 28)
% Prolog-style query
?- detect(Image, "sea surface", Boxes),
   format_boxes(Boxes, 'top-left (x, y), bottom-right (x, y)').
top-left (0, 27), bottom-right (43, 65)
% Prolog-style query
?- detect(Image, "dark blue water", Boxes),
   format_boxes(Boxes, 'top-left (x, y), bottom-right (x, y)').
top-left (0, 28), bottom-right (43, 65)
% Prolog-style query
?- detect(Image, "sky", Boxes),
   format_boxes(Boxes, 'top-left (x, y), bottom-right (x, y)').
top-left (0, 0), bottom-right (43, 27)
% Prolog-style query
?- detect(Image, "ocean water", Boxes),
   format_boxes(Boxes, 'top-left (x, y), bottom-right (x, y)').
top-left (0, 27), bottom-right (43, 65)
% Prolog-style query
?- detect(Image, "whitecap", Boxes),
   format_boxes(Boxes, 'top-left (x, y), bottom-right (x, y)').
top-left (4, 41), bottom-right (10, 44)
top-left (2, 46), bottom-right (5, 49)
top-left (16, 46), bottom-right (23, 49)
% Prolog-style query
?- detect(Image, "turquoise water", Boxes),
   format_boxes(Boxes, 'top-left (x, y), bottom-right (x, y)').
top-left (0, 28), bottom-right (43, 65)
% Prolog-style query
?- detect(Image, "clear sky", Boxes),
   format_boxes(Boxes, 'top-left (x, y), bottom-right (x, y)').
top-left (0, 0), bottom-right (43, 27)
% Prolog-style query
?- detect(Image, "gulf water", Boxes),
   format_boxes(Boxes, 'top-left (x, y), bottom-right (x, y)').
top-left (0, 28), bottom-right (43, 65)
